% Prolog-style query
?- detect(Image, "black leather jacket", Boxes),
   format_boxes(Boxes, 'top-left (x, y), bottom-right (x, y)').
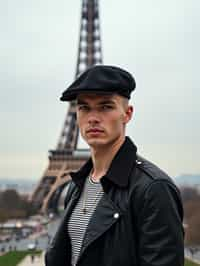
top-left (45, 137), bottom-right (184, 266)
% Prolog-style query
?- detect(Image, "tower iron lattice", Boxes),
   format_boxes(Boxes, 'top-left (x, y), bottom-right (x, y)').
top-left (31, 0), bottom-right (103, 213)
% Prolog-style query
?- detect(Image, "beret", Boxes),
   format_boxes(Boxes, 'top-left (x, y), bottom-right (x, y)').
top-left (60, 65), bottom-right (136, 101)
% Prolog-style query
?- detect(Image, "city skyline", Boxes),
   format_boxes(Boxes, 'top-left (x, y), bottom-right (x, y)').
top-left (0, 0), bottom-right (200, 181)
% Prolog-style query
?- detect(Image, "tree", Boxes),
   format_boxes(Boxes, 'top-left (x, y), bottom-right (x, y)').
top-left (180, 186), bottom-right (200, 245)
top-left (0, 189), bottom-right (36, 222)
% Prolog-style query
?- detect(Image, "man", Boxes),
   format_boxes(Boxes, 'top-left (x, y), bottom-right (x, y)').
top-left (45, 65), bottom-right (184, 266)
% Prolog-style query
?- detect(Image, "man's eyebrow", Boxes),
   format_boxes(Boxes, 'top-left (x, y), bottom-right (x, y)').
top-left (77, 99), bottom-right (88, 105)
top-left (98, 100), bottom-right (116, 105)
top-left (76, 99), bottom-right (116, 105)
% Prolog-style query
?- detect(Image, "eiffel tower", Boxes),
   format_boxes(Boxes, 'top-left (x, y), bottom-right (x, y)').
top-left (31, 0), bottom-right (103, 213)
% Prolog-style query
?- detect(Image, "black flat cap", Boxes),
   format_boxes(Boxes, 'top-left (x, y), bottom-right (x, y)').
top-left (60, 65), bottom-right (136, 101)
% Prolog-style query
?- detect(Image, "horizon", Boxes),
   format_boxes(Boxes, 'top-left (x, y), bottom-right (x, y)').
top-left (1, 172), bottom-right (200, 182)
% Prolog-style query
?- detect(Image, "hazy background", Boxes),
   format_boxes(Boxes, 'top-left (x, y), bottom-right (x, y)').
top-left (0, 0), bottom-right (199, 181)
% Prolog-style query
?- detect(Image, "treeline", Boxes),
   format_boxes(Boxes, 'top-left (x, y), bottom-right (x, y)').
top-left (0, 189), bottom-right (36, 223)
top-left (181, 187), bottom-right (200, 245)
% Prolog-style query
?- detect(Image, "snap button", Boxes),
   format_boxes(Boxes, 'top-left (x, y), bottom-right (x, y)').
top-left (136, 159), bottom-right (142, 165)
top-left (114, 213), bottom-right (119, 219)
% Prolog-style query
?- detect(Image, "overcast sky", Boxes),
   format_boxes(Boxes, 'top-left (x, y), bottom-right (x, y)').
top-left (0, 0), bottom-right (199, 181)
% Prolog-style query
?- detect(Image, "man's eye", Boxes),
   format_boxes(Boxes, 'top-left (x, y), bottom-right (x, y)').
top-left (101, 105), bottom-right (113, 110)
top-left (78, 105), bottom-right (89, 111)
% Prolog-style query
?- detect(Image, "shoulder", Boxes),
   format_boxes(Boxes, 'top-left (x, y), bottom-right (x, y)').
top-left (137, 155), bottom-right (174, 182)
top-left (133, 155), bottom-right (179, 191)
top-left (129, 155), bottom-right (183, 218)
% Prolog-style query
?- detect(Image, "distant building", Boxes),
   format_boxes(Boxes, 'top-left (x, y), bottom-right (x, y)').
top-left (0, 217), bottom-right (45, 241)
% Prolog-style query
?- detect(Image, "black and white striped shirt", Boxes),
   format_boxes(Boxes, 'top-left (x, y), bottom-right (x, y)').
top-left (68, 176), bottom-right (104, 266)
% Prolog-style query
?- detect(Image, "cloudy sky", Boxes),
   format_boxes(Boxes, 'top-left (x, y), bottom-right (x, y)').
top-left (0, 0), bottom-right (199, 181)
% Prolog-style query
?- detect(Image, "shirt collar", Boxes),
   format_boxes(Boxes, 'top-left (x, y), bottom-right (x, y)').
top-left (70, 136), bottom-right (137, 188)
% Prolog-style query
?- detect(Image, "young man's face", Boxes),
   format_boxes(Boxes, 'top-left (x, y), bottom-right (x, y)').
top-left (76, 93), bottom-right (133, 149)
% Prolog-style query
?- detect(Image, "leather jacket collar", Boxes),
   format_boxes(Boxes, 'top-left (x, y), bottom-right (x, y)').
top-left (70, 136), bottom-right (137, 189)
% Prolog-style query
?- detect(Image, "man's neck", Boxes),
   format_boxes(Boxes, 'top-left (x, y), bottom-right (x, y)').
top-left (90, 136), bottom-right (125, 182)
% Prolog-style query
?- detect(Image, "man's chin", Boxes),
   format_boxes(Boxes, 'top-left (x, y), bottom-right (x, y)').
top-left (86, 138), bottom-right (107, 148)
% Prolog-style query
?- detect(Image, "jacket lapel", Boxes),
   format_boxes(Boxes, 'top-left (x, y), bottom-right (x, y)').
top-left (49, 187), bottom-right (80, 250)
top-left (78, 192), bottom-right (123, 259)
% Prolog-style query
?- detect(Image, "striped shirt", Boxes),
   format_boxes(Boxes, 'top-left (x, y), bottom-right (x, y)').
top-left (68, 176), bottom-right (104, 266)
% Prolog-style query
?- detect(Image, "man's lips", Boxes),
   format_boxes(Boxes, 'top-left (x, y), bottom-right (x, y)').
top-left (86, 128), bottom-right (104, 133)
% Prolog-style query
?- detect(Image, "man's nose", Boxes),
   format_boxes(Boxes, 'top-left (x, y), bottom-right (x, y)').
top-left (87, 110), bottom-right (100, 124)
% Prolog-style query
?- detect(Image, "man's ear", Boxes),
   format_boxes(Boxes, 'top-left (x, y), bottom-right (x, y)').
top-left (124, 105), bottom-right (133, 124)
